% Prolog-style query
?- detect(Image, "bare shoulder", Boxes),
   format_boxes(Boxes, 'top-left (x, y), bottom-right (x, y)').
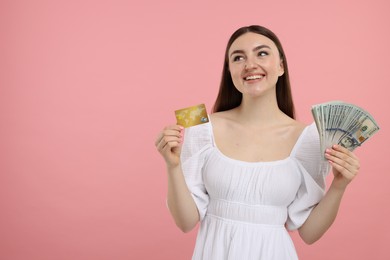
top-left (209, 111), bottom-right (238, 130)
top-left (290, 119), bottom-right (307, 133)
top-left (282, 117), bottom-right (307, 139)
top-left (209, 111), bottom-right (240, 143)
top-left (209, 111), bottom-right (230, 122)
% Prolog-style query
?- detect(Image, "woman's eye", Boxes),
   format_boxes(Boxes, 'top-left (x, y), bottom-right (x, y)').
top-left (232, 56), bottom-right (244, 62)
top-left (258, 51), bottom-right (268, 57)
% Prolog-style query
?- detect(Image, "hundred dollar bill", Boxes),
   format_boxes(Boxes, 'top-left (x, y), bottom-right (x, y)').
top-left (311, 101), bottom-right (379, 157)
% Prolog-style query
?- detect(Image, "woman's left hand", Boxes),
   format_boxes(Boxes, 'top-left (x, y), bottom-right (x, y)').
top-left (325, 144), bottom-right (360, 190)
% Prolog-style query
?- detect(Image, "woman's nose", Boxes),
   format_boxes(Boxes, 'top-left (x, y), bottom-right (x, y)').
top-left (244, 58), bottom-right (257, 69)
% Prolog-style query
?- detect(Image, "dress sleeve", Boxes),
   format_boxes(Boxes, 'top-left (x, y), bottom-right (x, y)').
top-left (286, 123), bottom-right (331, 230)
top-left (180, 123), bottom-right (212, 221)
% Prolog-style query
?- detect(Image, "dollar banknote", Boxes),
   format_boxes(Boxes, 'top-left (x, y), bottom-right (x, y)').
top-left (311, 101), bottom-right (379, 157)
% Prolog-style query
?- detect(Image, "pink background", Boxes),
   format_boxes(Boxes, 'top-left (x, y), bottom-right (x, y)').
top-left (1, 0), bottom-right (389, 259)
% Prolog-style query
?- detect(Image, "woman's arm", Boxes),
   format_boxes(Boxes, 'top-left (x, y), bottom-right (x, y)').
top-left (298, 144), bottom-right (360, 244)
top-left (155, 125), bottom-right (199, 233)
top-left (166, 165), bottom-right (200, 232)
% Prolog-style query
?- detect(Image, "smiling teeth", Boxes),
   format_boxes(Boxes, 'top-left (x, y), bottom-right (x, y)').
top-left (245, 75), bottom-right (263, 80)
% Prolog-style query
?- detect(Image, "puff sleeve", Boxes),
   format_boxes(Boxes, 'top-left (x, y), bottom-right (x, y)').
top-left (180, 123), bottom-right (212, 221)
top-left (286, 123), bottom-right (331, 230)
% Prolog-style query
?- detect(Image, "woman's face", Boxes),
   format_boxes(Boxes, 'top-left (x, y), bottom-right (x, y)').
top-left (228, 32), bottom-right (284, 98)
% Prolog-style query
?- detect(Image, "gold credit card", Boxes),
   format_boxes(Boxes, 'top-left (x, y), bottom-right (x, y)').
top-left (175, 104), bottom-right (209, 128)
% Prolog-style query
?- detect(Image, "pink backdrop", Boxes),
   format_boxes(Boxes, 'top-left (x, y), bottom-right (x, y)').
top-left (1, 0), bottom-right (389, 259)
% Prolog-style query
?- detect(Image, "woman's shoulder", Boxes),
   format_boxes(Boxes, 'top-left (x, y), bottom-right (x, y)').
top-left (210, 109), bottom-right (245, 126)
top-left (292, 121), bottom-right (330, 183)
top-left (210, 110), bottom-right (235, 122)
top-left (292, 122), bottom-right (322, 156)
top-left (299, 122), bottom-right (320, 141)
top-left (209, 110), bottom-right (241, 136)
top-left (284, 118), bottom-right (307, 137)
top-left (181, 121), bottom-right (213, 160)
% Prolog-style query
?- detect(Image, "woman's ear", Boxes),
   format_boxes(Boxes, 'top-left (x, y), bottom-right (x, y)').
top-left (278, 59), bottom-right (285, 76)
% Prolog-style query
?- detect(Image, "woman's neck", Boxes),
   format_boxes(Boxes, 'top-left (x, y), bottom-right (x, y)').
top-left (234, 93), bottom-right (287, 127)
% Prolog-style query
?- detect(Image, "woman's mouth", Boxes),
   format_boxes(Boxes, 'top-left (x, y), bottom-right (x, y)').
top-left (244, 74), bottom-right (264, 81)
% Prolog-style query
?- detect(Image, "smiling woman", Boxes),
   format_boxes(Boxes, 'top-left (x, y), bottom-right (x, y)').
top-left (155, 25), bottom-right (361, 259)
top-left (228, 33), bottom-right (285, 101)
top-left (214, 25), bottom-right (294, 119)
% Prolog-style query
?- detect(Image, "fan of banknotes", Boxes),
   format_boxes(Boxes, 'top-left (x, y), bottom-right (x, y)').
top-left (311, 101), bottom-right (380, 155)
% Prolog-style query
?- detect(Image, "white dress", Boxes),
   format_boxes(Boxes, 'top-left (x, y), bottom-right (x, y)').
top-left (180, 122), bottom-right (330, 260)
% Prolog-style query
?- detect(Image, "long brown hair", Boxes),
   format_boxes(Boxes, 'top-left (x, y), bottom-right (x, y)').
top-left (212, 25), bottom-right (295, 119)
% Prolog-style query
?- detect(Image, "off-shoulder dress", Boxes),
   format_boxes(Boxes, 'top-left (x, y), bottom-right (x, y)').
top-left (180, 121), bottom-right (330, 260)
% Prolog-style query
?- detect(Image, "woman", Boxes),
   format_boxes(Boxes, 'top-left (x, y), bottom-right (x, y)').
top-left (155, 25), bottom-right (360, 260)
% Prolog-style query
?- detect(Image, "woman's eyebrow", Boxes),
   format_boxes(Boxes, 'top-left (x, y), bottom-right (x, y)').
top-left (230, 45), bottom-right (271, 57)
top-left (253, 44), bottom-right (271, 52)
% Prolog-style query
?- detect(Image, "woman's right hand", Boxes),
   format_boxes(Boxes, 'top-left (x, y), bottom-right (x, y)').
top-left (155, 125), bottom-right (184, 168)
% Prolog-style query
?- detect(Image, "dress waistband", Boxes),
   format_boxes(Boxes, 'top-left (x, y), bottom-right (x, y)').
top-left (206, 199), bottom-right (288, 225)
